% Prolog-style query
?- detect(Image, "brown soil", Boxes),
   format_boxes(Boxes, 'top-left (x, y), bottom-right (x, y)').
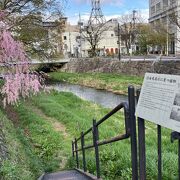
top-left (25, 102), bottom-right (70, 169)
top-left (27, 104), bottom-right (68, 138)
top-left (2, 104), bottom-right (20, 127)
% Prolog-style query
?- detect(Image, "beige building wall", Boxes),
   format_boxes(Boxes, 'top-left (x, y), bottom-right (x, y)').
top-left (62, 24), bottom-right (80, 57)
top-left (81, 29), bottom-right (119, 57)
top-left (149, 0), bottom-right (180, 55)
top-left (62, 19), bottom-right (122, 57)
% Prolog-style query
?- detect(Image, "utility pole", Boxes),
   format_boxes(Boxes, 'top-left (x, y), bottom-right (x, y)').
top-left (118, 23), bottom-right (121, 61)
top-left (166, 17), bottom-right (169, 56)
top-left (69, 30), bottom-right (72, 57)
top-left (78, 13), bottom-right (83, 57)
top-left (131, 10), bottom-right (137, 55)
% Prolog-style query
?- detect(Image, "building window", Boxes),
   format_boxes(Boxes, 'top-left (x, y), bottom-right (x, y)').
top-left (106, 49), bottom-right (109, 55)
top-left (162, 17), bottom-right (167, 25)
top-left (151, 6), bottom-right (155, 15)
top-left (156, 2), bottom-right (161, 13)
top-left (150, 0), bottom-right (155, 4)
top-left (170, 0), bottom-right (175, 5)
top-left (76, 36), bottom-right (80, 41)
top-left (64, 36), bottom-right (67, 40)
top-left (163, 0), bottom-right (168, 7)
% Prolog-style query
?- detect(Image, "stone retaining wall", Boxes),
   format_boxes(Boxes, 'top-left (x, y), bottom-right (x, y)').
top-left (61, 58), bottom-right (180, 76)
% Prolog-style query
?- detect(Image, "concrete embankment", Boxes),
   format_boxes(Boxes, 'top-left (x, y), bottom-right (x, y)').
top-left (61, 58), bottom-right (180, 76)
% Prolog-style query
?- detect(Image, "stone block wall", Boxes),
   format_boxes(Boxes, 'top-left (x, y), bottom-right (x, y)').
top-left (61, 58), bottom-right (180, 76)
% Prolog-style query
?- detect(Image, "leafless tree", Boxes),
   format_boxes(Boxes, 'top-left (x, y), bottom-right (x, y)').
top-left (118, 12), bottom-right (143, 55)
top-left (82, 22), bottom-right (109, 57)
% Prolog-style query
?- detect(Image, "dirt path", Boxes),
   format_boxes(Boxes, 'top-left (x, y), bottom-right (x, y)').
top-left (28, 104), bottom-right (68, 138)
top-left (25, 103), bottom-right (70, 169)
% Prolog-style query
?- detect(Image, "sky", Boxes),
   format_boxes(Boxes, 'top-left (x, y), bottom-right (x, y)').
top-left (64, 0), bottom-right (149, 25)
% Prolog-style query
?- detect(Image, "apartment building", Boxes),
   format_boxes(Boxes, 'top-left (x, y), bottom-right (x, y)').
top-left (149, 0), bottom-right (180, 54)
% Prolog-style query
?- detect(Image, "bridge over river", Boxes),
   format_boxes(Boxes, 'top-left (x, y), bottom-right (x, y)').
top-left (31, 58), bottom-right (70, 65)
top-left (0, 58), bottom-right (70, 67)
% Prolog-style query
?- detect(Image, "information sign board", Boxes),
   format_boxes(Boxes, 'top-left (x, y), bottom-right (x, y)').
top-left (136, 73), bottom-right (180, 132)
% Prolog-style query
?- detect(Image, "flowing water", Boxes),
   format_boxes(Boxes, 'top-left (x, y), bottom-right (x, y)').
top-left (50, 82), bottom-right (128, 108)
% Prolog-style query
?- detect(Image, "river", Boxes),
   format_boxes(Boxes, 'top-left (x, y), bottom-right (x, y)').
top-left (50, 82), bottom-right (128, 108)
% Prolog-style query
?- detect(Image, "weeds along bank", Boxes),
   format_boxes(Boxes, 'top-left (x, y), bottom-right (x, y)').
top-left (48, 72), bottom-right (143, 95)
top-left (0, 93), bottom-right (68, 179)
top-left (0, 110), bottom-right (43, 179)
top-left (0, 90), bottom-right (179, 179)
top-left (60, 58), bottom-right (180, 76)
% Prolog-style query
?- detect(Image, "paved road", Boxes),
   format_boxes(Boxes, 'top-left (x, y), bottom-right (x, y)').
top-left (31, 58), bottom-right (70, 64)
top-left (42, 170), bottom-right (92, 180)
top-left (116, 55), bottom-right (180, 61)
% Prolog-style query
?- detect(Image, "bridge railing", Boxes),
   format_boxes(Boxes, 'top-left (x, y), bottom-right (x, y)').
top-left (72, 87), bottom-right (138, 179)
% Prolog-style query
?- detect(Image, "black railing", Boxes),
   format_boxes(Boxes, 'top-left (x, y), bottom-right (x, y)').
top-left (72, 85), bottom-right (180, 179)
top-left (72, 86), bottom-right (138, 179)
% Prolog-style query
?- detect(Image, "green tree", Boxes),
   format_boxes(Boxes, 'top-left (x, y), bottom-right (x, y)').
top-left (0, 0), bottom-right (66, 59)
top-left (137, 23), bottom-right (167, 54)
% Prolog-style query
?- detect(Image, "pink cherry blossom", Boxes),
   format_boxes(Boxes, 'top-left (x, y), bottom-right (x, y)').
top-left (0, 10), bottom-right (43, 107)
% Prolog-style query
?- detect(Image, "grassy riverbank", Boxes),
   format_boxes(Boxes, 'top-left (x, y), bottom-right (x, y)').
top-left (48, 72), bottom-right (143, 95)
top-left (1, 90), bottom-right (179, 179)
top-left (0, 110), bottom-right (42, 179)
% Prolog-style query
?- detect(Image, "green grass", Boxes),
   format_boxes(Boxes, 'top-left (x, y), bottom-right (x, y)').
top-left (1, 90), bottom-right (179, 179)
top-left (0, 110), bottom-right (43, 180)
top-left (48, 72), bottom-right (143, 95)
top-left (13, 103), bottom-right (64, 172)
top-left (14, 91), bottom-right (179, 179)
top-left (0, 94), bottom-right (66, 179)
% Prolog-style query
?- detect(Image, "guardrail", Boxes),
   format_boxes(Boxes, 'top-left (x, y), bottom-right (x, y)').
top-left (72, 86), bottom-right (138, 179)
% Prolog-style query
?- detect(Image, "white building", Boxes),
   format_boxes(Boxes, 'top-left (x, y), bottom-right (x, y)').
top-left (62, 19), bottom-right (123, 58)
top-left (62, 23), bottom-right (80, 57)
top-left (149, 0), bottom-right (180, 55)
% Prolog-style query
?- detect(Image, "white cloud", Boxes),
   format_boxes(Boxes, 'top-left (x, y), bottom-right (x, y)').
top-left (68, 13), bottom-right (90, 25)
top-left (68, 8), bottom-right (149, 25)
top-left (139, 9), bottom-right (149, 22)
top-left (101, 0), bottom-right (124, 6)
top-left (73, 0), bottom-right (124, 7)
top-left (117, 9), bottom-right (149, 23)
top-left (73, 0), bottom-right (89, 4)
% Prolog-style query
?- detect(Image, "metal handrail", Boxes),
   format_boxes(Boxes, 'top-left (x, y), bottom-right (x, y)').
top-left (72, 101), bottom-right (130, 179)
top-left (71, 86), bottom-right (138, 180)
top-left (71, 82), bottom-right (180, 179)
top-left (75, 102), bottom-right (129, 141)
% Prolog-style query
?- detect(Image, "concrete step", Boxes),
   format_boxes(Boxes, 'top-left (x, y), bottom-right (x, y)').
top-left (41, 170), bottom-right (92, 180)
